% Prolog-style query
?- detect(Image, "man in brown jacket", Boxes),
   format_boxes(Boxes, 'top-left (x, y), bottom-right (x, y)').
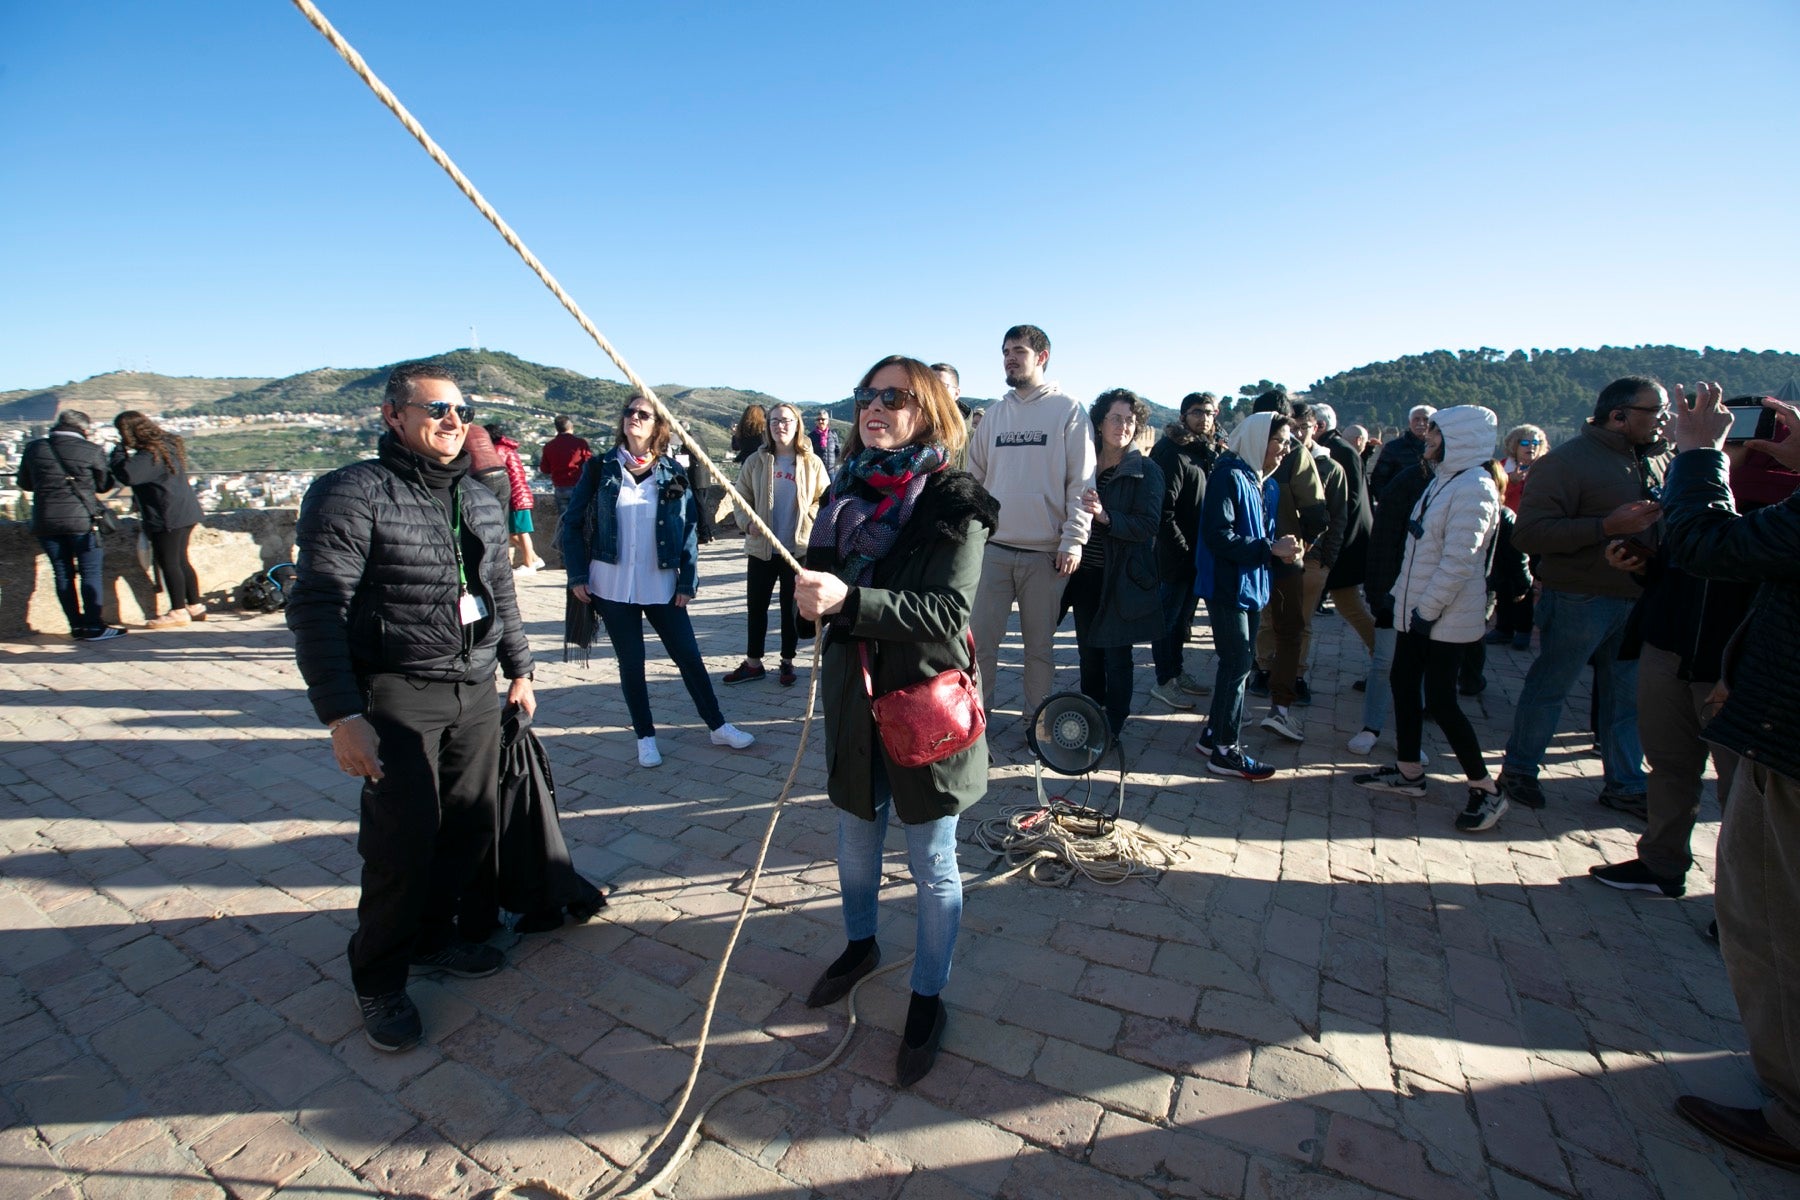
top-left (1497, 376), bottom-right (1669, 814)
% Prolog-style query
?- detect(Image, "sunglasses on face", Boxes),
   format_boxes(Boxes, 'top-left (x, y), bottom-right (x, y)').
top-left (624, 408), bottom-right (655, 422)
top-left (400, 400), bottom-right (475, 423)
top-left (853, 387), bottom-right (918, 412)
top-left (1517, 439), bottom-right (1542, 447)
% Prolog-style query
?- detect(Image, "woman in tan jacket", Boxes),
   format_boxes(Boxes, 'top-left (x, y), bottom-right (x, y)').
top-left (724, 403), bottom-right (830, 687)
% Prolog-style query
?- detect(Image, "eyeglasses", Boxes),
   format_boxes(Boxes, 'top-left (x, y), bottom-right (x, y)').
top-left (1102, 414), bottom-right (1137, 428)
top-left (768, 416), bottom-right (796, 427)
top-left (1516, 439), bottom-right (1542, 447)
top-left (1624, 405), bottom-right (1670, 417)
top-left (624, 408), bottom-right (655, 422)
top-left (399, 399), bottom-right (475, 424)
top-left (853, 387), bottom-right (918, 412)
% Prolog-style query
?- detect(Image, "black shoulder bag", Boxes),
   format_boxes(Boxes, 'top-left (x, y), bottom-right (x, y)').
top-left (47, 439), bottom-right (118, 534)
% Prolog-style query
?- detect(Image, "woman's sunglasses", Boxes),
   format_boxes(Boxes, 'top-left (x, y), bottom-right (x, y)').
top-left (852, 387), bottom-right (918, 412)
top-left (624, 408), bottom-right (656, 422)
top-left (399, 399), bottom-right (475, 423)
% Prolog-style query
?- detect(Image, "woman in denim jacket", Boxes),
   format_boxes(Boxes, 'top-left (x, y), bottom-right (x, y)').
top-left (561, 395), bottom-right (755, 767)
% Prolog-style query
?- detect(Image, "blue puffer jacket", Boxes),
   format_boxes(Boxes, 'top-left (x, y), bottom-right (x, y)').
top-left (560, 450), bottom-right (699, 597)
top-left (1194, 452), bottom-right (1278, 613)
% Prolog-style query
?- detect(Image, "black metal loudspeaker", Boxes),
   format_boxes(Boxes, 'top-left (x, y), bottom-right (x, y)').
top-left (1026, 691), bottom-right (1125, 826)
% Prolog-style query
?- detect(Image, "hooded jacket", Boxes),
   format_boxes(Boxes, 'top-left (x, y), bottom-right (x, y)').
top-left (1391, 406), bottom-right (1501, 643)
top-left (1195, 413), bottom-right (1281, 613)
top-left (965, 381), bottom-right (1096, 556)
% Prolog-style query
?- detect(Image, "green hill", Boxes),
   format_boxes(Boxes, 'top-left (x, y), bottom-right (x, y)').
top-left (0, 371), bottom-right (274, 423)
top-left (1308, 345), bottom-right (1800, 437)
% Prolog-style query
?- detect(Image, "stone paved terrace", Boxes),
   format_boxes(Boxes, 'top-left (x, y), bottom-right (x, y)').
top-left (1, 539), bottom-right (1788, 1200)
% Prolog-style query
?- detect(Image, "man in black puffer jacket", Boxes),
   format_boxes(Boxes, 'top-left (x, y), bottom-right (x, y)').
top-left (17, 410), bottom-right (126, 640)
top-left (1660, 382), bottom-right (1800, 1172)
top-left (288, 361), bottom-right (535, 1054)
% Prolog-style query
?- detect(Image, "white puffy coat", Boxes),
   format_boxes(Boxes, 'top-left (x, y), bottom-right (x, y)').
top-left (1392, 406), bottom-right (1500, 643)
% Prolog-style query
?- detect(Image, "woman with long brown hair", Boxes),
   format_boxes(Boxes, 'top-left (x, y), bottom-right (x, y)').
top-left (111, 411), bottom-right (205, 628)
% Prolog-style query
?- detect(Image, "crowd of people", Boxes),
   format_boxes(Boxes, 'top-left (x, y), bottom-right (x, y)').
top-left (228, 337), bottom-right (1800, 1166)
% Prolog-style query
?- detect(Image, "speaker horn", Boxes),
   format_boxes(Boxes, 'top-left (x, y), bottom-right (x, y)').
top-left (1025, 691), bottom-right (1125, 828)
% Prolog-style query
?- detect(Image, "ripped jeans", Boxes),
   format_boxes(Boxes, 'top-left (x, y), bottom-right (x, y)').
top-left (835, 757), bottom-right (962, 997)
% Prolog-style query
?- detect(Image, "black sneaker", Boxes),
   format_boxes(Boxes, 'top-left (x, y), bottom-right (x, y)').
top-left (1597, 788), bottom-right (1648, 819)
top-left (75, 626), bottom-right (128, 641)
top-left (358, 990), bottom-right (422, 1052)
top-left (1354, 764), bottom-right (1428, 797)
top-left (1454, 787), bottom-right (1509, 833)
top-left (1589, 859), bottom-right (1685, 898)
top-left (1194, 724), bottom-right (1216, 756)
top-left (410, 940), bottom-right (504, 979)
top-left (1247, 669), bottom-right (1271, 697)
top-left (1352, 678), bottom-right (1367, 692)
top-left (1292, 677), bottom-right (1312, 706)
top-left (1208, 747), bottom-right (1276, 781)
top-left (723, 660), bottom-right (767, 685)
top-left (1496, 772), bottom-right (1546, 810)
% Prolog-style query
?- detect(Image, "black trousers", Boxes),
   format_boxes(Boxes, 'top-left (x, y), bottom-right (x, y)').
top-left (348, 674), bottom-right (502, 996)
top-left (745, 553), bottom-right (799, 661)
top-left (149, 525), bottom-right (200, 609)
top-left (1391, 629), bottom-right (1488, 779)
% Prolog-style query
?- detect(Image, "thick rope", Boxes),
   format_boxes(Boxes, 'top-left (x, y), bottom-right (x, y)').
top-left (971, 799), bottom-right (1185, 887)
top-left (283, 4), bottom-right (838, 1197)
top-left (287, 0), bottom-right (802, 576)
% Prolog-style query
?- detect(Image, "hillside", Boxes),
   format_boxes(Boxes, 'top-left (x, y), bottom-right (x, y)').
top-left (1308, 346), bottom-right (1800, 436)
top-left (0, 371), bottom-right (273, 423)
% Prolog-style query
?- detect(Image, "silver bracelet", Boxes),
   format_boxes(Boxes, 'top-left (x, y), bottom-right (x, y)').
top-left (328, 713), bottom-right (365, 732)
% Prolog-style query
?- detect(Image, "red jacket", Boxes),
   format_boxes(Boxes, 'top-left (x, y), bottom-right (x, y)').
top-left (537, 432), bottom-right (593, 488)
top-left (493, 435), bottom-right (534, 510)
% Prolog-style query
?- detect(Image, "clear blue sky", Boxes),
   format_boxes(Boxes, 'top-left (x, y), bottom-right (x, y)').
top-left (3, 1), bottom-right (1796, 406)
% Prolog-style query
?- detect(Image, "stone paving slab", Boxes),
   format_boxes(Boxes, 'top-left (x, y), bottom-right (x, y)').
top-left (0, 539), bottom-right (1791, 1198)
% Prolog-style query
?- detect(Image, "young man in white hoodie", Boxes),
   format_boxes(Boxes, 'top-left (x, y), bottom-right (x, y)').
top-left (967, 325), bottom-right (1097, 719)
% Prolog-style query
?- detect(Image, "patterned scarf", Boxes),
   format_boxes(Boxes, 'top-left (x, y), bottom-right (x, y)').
top-left (809, 441), bottom-right (947, 586)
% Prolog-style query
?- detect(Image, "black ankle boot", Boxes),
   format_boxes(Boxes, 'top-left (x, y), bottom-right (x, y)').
top-left (896, 992), bottom-right (946, 1087)
top-left (803, 940), bottom-right (879, 1008)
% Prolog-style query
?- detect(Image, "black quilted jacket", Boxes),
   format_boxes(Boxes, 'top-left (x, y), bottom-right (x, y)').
top-left (17, 433), bottom-right (113, 536)
top-left (1663, 447), bottom-right (1800, 780)
top-left (287, 433), bottom-right (532, 725)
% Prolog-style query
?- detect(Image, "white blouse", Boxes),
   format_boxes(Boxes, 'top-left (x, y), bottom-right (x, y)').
top-left (589, 450), bottom-right (677, 605)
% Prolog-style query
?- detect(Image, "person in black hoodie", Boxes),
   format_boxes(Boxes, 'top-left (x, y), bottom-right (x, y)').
top-left (111, 411), bottom-right (205, 629)
top-left (288, 361), bottom-right (535, 1055)
top-left (1147, 391), bottom-right (1224, 708)
top-left (17, 410), bottom-right (126, 640)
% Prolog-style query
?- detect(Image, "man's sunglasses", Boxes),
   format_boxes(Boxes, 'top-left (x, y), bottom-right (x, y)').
top-left (399, 399), bottom-right (475, 423)
top-left (853, 387), bottom-right (918, 412)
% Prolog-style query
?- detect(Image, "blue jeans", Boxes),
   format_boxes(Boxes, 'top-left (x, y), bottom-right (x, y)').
top-left (836, 760), bottom-right (962, 996)
top-left (1207, 600), bottom-right (1260, 749)
top-left (39, 533), bottom-right (105, 634)
top-left (1361, 625), bottom-right (1398, 732)
top-left (593, 598), bottom-right (726, 738)
top-left (1502, 589), bottom-right (1645, 793)
top-left (1150, 581), bottom-right (1202, 685)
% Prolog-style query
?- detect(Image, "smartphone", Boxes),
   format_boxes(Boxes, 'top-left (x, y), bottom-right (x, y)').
top-left (1725, 396), bottom-right (1778, 443)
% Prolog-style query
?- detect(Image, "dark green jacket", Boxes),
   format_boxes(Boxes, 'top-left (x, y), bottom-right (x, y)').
top-left (808, 471), bottom-right (999, 824)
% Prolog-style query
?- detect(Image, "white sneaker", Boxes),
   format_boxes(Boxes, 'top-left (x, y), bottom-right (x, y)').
top-left (1347, 729), bottom-right (1378, 755)
top-left (530, 557), bottom-right (546, 569)
top-left (637, 737), bottom-right (662, 767)
top-left (513, 564), bottom-right (538, 575)
top-left (1260, 706), bottom-right (1305, 743)
top-left (710, 723), bottom-right (755, 750)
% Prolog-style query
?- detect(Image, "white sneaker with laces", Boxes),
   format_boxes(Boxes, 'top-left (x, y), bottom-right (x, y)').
top-left (711, 723), bottom-right (755, 749)
top-left (637, 737), bottom-right (662, 767)
top-left (1347, 729), bottom-right (1378, 755)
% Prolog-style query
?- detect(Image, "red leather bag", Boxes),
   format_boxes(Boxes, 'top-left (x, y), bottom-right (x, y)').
top-left (859, 631), bottom-right (986, 768)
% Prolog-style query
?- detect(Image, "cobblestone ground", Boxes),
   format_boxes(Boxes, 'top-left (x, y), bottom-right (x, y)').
top-left (1, 539), bottom-right (1789, 1199)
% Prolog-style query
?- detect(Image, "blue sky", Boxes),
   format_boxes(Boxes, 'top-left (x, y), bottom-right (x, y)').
top-left (2, 1), bottom-right (1796, 406)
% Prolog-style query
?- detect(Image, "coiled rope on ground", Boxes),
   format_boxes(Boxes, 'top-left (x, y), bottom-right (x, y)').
top-left (971, 799), bottom-right (1186, 887)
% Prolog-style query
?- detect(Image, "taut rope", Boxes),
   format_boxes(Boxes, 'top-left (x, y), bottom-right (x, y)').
top-left (285, 3), bottom-right (830, 1197)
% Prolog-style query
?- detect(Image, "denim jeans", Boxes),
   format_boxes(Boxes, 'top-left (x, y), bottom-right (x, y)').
top-left (39, 533), bottom-right (105, 634)
top-left (1502, 588), bottom-right (1645, 792)
top-left (1207, 601), bottom-right (1260, 748)
top-left (835, 758), bottom-right (962, 996)
top-left (1361, 624), bottom-right (1398, 733)
top-left (1150, 581), bottom-right (1201, 684)
top-left (594, 598), bottom-right (726, 738)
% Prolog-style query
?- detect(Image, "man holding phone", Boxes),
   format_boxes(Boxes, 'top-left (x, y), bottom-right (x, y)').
top-left (1661, 382), bottom-right (1800, 1171)
top-left (1497, 376), bottom-right (1671, 815)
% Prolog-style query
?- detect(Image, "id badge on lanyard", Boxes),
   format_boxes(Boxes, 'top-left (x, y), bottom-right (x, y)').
top-left (451, 491), bottom-right (489, 625)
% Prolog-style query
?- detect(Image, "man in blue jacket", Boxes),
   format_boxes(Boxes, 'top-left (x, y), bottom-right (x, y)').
top-left (1193, 412), bottom-right (1301, 780)
top-left (1661, 381), bottom-right (1800, 1172)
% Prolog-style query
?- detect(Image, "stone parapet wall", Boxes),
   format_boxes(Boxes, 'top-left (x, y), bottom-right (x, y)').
top-left (1, 510), bottom-right (298, 638)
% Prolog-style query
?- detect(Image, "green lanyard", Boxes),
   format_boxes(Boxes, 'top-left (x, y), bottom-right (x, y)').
top-left (450, 489), bottom-right (468, 591)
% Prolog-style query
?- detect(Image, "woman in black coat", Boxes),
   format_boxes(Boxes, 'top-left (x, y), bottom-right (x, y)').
top-left (111, 411), bottom-right (205, 628)
top-left (795, 355), bottom-right (998, 1088)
